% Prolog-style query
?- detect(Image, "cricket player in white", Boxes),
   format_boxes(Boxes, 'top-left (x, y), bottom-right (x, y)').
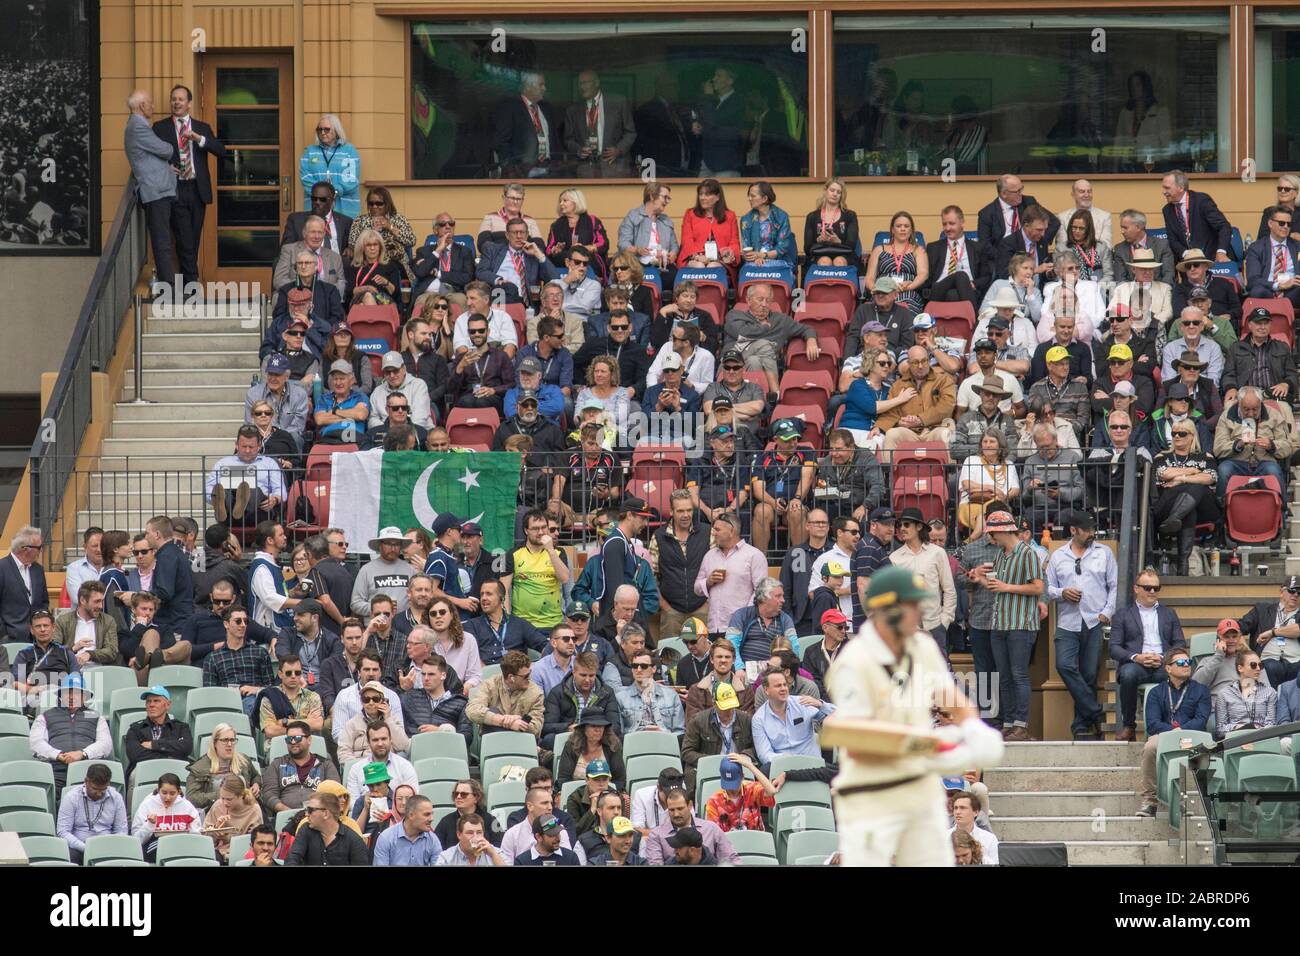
top-left (828, 566), bottom-right (1005, 866)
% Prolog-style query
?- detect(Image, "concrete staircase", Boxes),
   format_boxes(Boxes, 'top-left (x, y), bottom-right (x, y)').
top-left (74, 303), bottom-right (261, 534)
top-left (985, 741), bottom-right (1214, 865)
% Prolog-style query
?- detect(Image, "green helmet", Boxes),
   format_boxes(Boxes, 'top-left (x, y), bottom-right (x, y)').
top-left (865, 566), bottom-right (934, 610)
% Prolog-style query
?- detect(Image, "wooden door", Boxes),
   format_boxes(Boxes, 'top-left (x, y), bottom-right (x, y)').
top-left (198, 53), bottom-right (294, 288)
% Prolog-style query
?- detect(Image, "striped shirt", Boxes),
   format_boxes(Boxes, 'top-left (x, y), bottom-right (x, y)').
top-left (991, 542), bottom-right (1041, 632)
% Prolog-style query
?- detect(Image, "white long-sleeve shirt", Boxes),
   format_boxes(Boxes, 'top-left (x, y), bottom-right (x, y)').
top-left (331, 683), bottom-right (405, 743)
top-left (131, 793), bottom-right (204, 842)
top-left (344, 751), bottom-right (418, 803)
top-left (29, 709), bottom-right (113, 761)
top-left (56, 784), bottom-right (129, 853)
top-left (205, 454), bottom-right (285, 499)
top-left (453, 309), bottom-right (519, 353)
top-left (249, 550), bottom-right (290, 630)
top-left (646, 342), bottom-right (715, 392)
top-left (1045, 540), bottom-right (1117, 631)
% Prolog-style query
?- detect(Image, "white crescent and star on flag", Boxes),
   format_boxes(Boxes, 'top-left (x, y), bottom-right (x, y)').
top-left (411, 458), bottom-right (485, 530)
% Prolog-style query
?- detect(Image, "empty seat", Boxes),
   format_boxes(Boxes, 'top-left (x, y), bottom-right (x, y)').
top-left (83, 833), bottom-right (146, 866)
top-left (409, 732), bottom-right (469, 765)
top-left (0, 809), bottom-right (56, 837)
top-left (155, 833), bottom-right (218, 864)
top-left (778, 369), bottom-right (834, 408)
top-left (445, 407), bottom-right (501, 447)
top-left (784, 829), bottom-right (839, 864)
top-left (0, 761), bottom-right (55, 813)
top-left (414, 756), bottom-right (469, 784)
top-left (21, 834), bottom-right (70, 863)
top-left (1224, 474), bottom-right (1283, 545)
top-left (630, 444), bottom-right (686, 487)
top-left (725, 828), bottom-right (777, 859)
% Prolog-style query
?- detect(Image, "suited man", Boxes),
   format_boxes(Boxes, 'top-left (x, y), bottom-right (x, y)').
top-left (494, 72), bottom-right (558, 175)
top-left (475, 218), bottom-right (560, 303)
top-left (144, 516), bottom-right (194, 641)
top-left (55, 581), bottom-right (119, 668)
top-left (695, 66), bottom-right (746, 177)
top-left (565, 71), bottom-right (636, 179)
top-left (124, 90), bottom-right (178, 297)
top-left (273, 216), bottom-right (346, 304)
top-left (0, 526), bottom-right (48, 640)
top-left (282, 181), bottom-right (353, 257)
top-left (1107, 568), bottom-right (1186, 741)
top-left (152, 85), bottom-right (225, 290)
top-left (1244, 206), bottom-right (1300, 308)
top-left (633, 75), bottom-right (695, 178)
top-left (1113, 209), bottom-right (1175, 285)
top-left (1161, 170), bottom-right (1233, 262)
top-left (976, 174), bottom-right (1060, 249)
top-left (412, 213), bottom-right (475, 297)
top-left (923, 205), bottom-right (991, 307)
top-left (993, 205), bottom-right (1056, 290)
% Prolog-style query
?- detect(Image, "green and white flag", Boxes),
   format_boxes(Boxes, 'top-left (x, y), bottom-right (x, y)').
top-left (329, 449), bottom-right (521, 555)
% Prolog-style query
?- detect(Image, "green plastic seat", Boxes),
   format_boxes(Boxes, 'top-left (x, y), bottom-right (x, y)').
top-left (413, 756), bottom-right (469, 784)
top-left (0, 737), bottom-right (31, 763)
top-left (479, 731), bottom-right (538, 762)
top-left (275, 808), bottom-right (300, 832)
top-left (481, 754), bottom-right (538, 785)
top-left (0, 712), bottom-right (31, 738)
top-left (155, 833), bottom-right (218, 864)
top-left (772, 780), bottom-right (832, 811)
top-left (1189, 632), bottom-right (1217, 665)
top-left (1222, 732), bottom-right (1283, 790)
top-left (623, 731), bottom-right (681, 760)
top-left (409, 732), bottom-right (469, 765)
top-left (83, 833), bottom-right (145, 865)
top-left (228, 833), bottom-right (251, 861)
top-left (0, 642), bottom-right (30, 663)
top-left (725, 829), bottom-right (776, 859)
top-left (656, 637), bottom-right (688, 659)
top-left (1165, 755), bottom-right (1224, 828)
top-left (0, 785), bottom-right (50, 815)
top-left (416, 780), bottom-right (454, 805)
top-left (146, 665), bottom-right (203, 719)
top-left (94, 858), bottom-right (150, 866)
top-left (0, 809), bottom-right (56, 837)
top-left (182, 687), bottom-right (245, 722)
top-left (31, 859), bottom-right (77, 866)
top-left (0, 761), bottom-right (55, 812)
top-left (769, 754), bottom-right (825, 776)
top-left (487, 779), bottom-right (527, 812)
top-left (0, 688), bottom-right (23, 713)
top-left (82, 667), bottom-right (140, 716)
top-left (1155, 730), bottom-right (1213, 803)
top-left (784, 828), bottom-right (839, 864)
top-left (775, 804), bottom-right (836, 859)
top-left (64, 759), bottom-right (126, 794)
top-left (1237, 752), bottom-right (1297, 792)
top-left (559, 779), bottom-right (585, 807)
top-left (739, 855), bottom-right (779, 865)
top-left (128, 758), bottom-right (191, 792)
top-left (163, 856), bottom-right (220, 866)
top-left (626, 753), bottom-right (682, 790)
top-left (551, 732), bottom-right (571, 777)
top-left (21, 834), bottom-right (70, 863)
top-left (795, 854), bottom-right (832, 865)
top-left (796, 638), bottom-right (821, 662)
top-left (481, 664), bottom-right (502, 682)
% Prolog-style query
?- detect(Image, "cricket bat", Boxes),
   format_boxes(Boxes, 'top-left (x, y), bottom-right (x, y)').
top-left (819, 715), bottom-right (946, 756)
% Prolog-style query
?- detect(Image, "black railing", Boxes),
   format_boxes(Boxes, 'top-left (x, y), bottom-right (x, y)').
top-left (29, 176), bottom-right (145, 569)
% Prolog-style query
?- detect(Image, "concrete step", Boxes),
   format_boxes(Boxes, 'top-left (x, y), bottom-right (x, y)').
top-left (994, 815), bottom-right (1168, 842)
top-left (140, 350), bottom-right (260, 371)
top-left (76, 507), bottom-right (209, 530)
top-left (87, 472), bottom-right (209, 496)
top-left (995, 741), bottom-right (1142, 768)
top-left (1043, 839), bottom-right (1212, 866)
top-left (145, 316), bottom-right (263, 335)
top-left (145, 300), bottom-right (263, 319)
top-left (128, 385), bottom-right (253, 404)
top-left (989, 791), bottom-right (1137, 817)
top-left (125, 369), bottom-right (255, 388)
top-left (983, 766), bottom-right (1138, 792)
top-left (95, 455), bottom-right (212, 472)
top-left (142, 332), bottom-right (262, 352)
top-left (84, 493), bottom-right (209, 517)
top-left (1160, 580), bottom-right (1289, 599)
top-left (114, 402), bottom-right (246, 422)
top-left (111, 419), bottom-right (243, 439)
top-left (101, 436), bottom-right (234, 459)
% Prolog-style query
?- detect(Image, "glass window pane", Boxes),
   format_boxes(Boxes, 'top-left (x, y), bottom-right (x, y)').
top-left (216, 190), bottom-right (280, 227)
top-left (217, 230), bottom-right (281, 268)
top-left (833, 13), bottom-right (1228, 176)
top-left (409, 19), bottom-right (808, 180)
top-left (216, 68), bottom-right (280, 105)
top-left (218, 150), bottom-right (281, 187)
top-left (1256, 16), bottom-right (1300, 173)
top-left (217, 109), bottom-right (280, 146)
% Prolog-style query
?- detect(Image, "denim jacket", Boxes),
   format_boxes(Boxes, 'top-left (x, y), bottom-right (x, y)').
top-left (616, 681), bottom-right (686, 734)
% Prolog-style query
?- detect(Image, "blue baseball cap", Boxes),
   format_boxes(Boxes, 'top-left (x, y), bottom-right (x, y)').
top-left (140, 684), bottom-right (171, 701)
top-left (942, 775), bottom-right (969, 792)
top-left (60, 673), bottom-right (92, 698)
top-left (585, 758), bottom-right (612, 779)
top-left (265, 353), bottom-right (291, 375)
top-left (719, 758), bottom-right (743, 789)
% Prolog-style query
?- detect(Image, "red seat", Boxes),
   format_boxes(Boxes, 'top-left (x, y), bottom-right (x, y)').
top-left (641, 279), bottom-right (662, 317)
top-left (797, 314), bottom-right (846, 349)
top-left (504, 303), bottom-right (528, 345)
top-left (1240, 297), bottom-right (1295, 348)
top-left (445, 407), bottom-right (501, 447)
top-left (304, 443), bottom-right (358, 479)
top-left (890, 442), bottom-right (951, 520)
top-left (286, 460), bottom-right (334, 534)
top-left (803, 275), bottom-right (857, 328)
top-left (769, 403), bottom-right (826, 448)
top-left (794, 302), bottom-right (849, 331)
top-left (738, 277), bottom-right (792, 316)
top-left (927, 301), bottom-right (977, 352)
top-left (627, 477), bottom-right (676, 522)
top-left (778, 369), bottom-right (834, 408)
top-left (891, 473), bottom-right (949, 523)
top-left (1224, 474), bottom-right (1283, 544)
top-left (786, 336), bottom-right (841, 378)
top-left (688, 278), bottom-right (728, 328)
top-left (740, 370), bottom-right (769, 391)
top-left (631, 444), bottom-right (686, 487)
top-left (348, 304), bottom-right (401, 353)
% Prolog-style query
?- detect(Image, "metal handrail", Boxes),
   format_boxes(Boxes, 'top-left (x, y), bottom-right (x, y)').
top-left (28, 175), bottom-right (145, 568)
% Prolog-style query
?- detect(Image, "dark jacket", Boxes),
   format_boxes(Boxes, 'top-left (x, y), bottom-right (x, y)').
top-left (150, 540), bottom-right (194, 640)
top-left (513, 846), bottom-right (583, 866)
top-left (275, 627), bottom-right (342, 663)
top-left (412, 238), bottom-right (475, 295)
top-left (464, 613), bottom-right (548, 666)
top-left (492, 96), bottom-right (561, 175)
top-left (317, 652), bottom-right (361, 712)
top-left (267, 282), bottom-right (344, 356)
top-left (284, 823), bottom-right (371, 866)
top-left (558, 744), bottom-right (626, 792)
top-left (1091, 331), bottom-right (1159, 380)
top-left (193, 549), bottom-right (248, 608)
top-left (653, 522), bottom-right (711, 615)
top-left (1221, 338), bottom-right (1299, 396)
top-left (475, 243), bottom-right (560, 296)
top-left (923, 236), bottom-right (993, 297)
top-left (802, 640), bottom-right (842, 699)
top-left (1029, 340), bottom-right (1094, 388)
top-left (1172, 273), bottom-right (1242, 323)
top-left (976, 195), bottom-right (1060, 249)
top-left (491, 417), bottom-right (567, 456)
top-left (542, 674), bottom-right (624, 744)
top-left (680, 708), bottom-right (757, 795)
top-left (846, 302), bottom-right (914, 359)
top-left (123, 714), bottom-right (194, 780)
top-left (282, 210), bottom-right (354, 251)
top-left (573, 337), bottom-right (652, 398)
top-left (0, 556), bottom-right (48, 641)
top-left (1162, 190), bottom-right (1234, 261)
top-left (1238, 601), bottom-right (1296, 652)
top-left (1244, 236), bottom-right (1300, 298)
top-left (151, 116), bottom-right (225, 205)
top-left (780, 540), bottom-right (831, 635)
top-left (1108, 603), bottom-right (1186, 665)
top-left (181, 611), bottom-right (275, 657)
top-left (1145, 677), bottom-right (1211, 734)
top-left (401, 686), bottom-right (472, 740)
top-left (435, 807), bottom-right (506, 848)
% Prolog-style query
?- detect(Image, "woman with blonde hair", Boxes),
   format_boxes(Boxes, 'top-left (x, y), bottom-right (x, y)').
top-left (412, 293), bottom-right (457, 360)
top-left (186, 722), bottom-right (260, 810)
top-left (803, 177), bottom-right (859, 267)
top-left (575, 355), bottom-right (632, 437)
top-left (608, 248), bottom-right (655, 317)
top-left (345, 227), bottom-right (404, 307)
top-left (1260, 173), bottom-right (1300, 242)
top-left (247, 399), bottom-right (300, 472)
top-left (347, 185), bottom-right (417, 281)
top-left (203, 774), bottom-right (264, 861)
top-left (546, 187), bottom-right (610, 279)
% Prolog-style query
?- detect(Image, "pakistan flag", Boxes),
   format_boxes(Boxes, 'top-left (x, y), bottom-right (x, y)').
top-left (329, 449), bottom-right (521, 555)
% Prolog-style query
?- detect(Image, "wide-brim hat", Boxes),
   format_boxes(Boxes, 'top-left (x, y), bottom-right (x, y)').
top-left (1176, 248), bottom-right (1213, 271)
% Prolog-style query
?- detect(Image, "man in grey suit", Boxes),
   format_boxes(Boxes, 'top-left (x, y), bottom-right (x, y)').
top-left (124, 90), bottom-right (178, 298)
top-left (272, 215), bottom-right (346, 304)
top-left (1113, 208), bottom-right (1175, 286)
top-left (565, 71), bottom-right (636, 179)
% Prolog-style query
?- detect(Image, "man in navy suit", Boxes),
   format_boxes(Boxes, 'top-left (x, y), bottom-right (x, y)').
top-left (976, 174), bottom-right (1060, 249)
top-left (152, 85), bottom-right (225, 290)
top-left (413, 212), bottom-right (475, 297)
top-left (1244, 205), bottom-right (1300, 308)
top-left (475, 218), bottom-right (560, 304)
top-left (282, 181), bottom-right (353, 257)
top-left (993, 205), bottom-right (1056, 290)
top-left (493, 73), bottom-right (558, 176)
top-left (695, 66), bottom-right (746, 178)
top-left (1107, 568), bottom-right (1186, 740)
top-left (0, 526), bottom-right (48, 641)
top-left (144, 515), bottom-right (194, 642)
top-left (923, 205), bottom-right (991, 307)
top-left (1161, 170), bottom-right (1233, 263)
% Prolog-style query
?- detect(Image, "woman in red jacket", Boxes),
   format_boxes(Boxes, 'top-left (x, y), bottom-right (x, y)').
top-left (677, 178), bottom-right (742, 285)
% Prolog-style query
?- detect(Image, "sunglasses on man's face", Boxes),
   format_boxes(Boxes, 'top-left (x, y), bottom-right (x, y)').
top-left (133, 548), bottom-right (153, 556)
top-left (722, 364), bottom-right (743, 371)
top-left (435, 220), bottom-right (455, 227)
top-left (389, 404), bottom-right (409, 413)
top-left (286, 735), bottom-right (306, 743)
top-left (1171, 658), bottom-right (1191, 667)
top-left (1139, 584), bottom-right (1161, 593)
top-left (608, 324), bottom-right (630, 332)
top-left (1110, 424), bottom-right (1131, 431)
top-left (211, 599), bottom-right (231, 608)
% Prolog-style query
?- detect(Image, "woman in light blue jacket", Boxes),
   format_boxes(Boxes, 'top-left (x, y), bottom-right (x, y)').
top-left (300, 114), bottom-right (361, 218)
top-left (738, 181), bottom-right (797, 268)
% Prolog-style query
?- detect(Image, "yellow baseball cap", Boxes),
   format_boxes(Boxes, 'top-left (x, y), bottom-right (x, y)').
top-left (821, 560), bottom-right (848, 578)
top-left (1108, 343), bottom-right (1133, 361)
top-left (713, 682), bottom-right (740, 711)
top-left (606, 816), bottom-right (635, 836)
top-left (1045, 345), bottom-right (1070, 363)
